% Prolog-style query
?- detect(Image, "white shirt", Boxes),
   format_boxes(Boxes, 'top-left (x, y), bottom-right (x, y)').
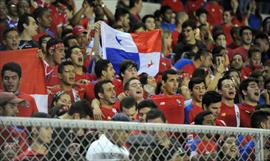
top-left (85, 134), bottom-right (130, 161)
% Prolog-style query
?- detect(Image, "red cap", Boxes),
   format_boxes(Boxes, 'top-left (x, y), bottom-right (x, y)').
top-left (72, 25), bottom-right (87, 36)
top-left (0, 92), bottom-right (25, 105)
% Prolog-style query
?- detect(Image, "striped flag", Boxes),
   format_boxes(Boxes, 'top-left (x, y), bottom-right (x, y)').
top-left (101, 22), bottom-right (161, 76)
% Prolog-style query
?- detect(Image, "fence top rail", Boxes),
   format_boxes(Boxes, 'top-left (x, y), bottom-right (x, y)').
top-left (1, 117), bottom-right (269, 136)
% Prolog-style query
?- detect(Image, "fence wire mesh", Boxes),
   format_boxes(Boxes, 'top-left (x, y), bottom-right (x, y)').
top-left (0, 117), bottom-right (269, 161)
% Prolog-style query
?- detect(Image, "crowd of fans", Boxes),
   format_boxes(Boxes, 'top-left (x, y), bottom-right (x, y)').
top-left (0, 0), bottom-right (270, 160)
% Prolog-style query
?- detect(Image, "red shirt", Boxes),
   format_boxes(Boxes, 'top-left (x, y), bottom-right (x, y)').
top-left (215, 119), bottom-right (226, 126)
top-left (75, 73), bottom-right (95, 84)
top-left (156, 57), bottom-right (172, 82)
top-left (151, 94), bottom-right (185, 124)
top-left (241, 65), bottom-right (263, 80)
top-left (186, 0), bottom-right (205, 14)
top-left (221, 24), bottom-right (233, 45)
top-left (232, 46), bottom-right (248, 61)
top-left (44, 64), bottom-right (60, 88)
top-left (218, 102), bottom-right (237, 127)
top-left (162, 0), bottom-right (184, 12)
top-left (17, 93), bottom-right (39, 117)
top-left (189, 103), bottom-right (203, 124)
top-left (205, 1), bottom-right (223, 26)
top-left (182, 63), bottom-right (196, 75)
top-left (197, 140), bottom-right (217, 155)
top-left (238, 103), bottom-right (256, 128)
top-left (100, 101), bottom-right (120, 120)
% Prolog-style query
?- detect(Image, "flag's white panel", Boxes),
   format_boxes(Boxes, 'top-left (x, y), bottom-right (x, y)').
top-left (138, 52), bottom-right (160, 76)
top-left (31, 94), bottom-right (48, 113)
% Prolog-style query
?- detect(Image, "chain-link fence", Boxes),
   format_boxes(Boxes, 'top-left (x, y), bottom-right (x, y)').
top-left (0, 117), bottom-right (269, 161)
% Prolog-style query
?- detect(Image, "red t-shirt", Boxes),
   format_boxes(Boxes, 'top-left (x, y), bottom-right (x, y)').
top-left (162, 0), bottom-right (184, 12)
top-left (189, 104), bottom-right (204, 124)
top-left (221, 24), bottom-right (233, 45)
top-left (44, 64), bottom-right (60, 88)
top-left (182, 63), bottom-right (196, 75)
top-left (196, 140), bottom-right (217, 155)
top-left (186, 0), bottom-right (205, 14)
top-left (17, 93), bottom-right (39, 117)
top-left (205, 1), bottom-right (223, 26)
top-left (218, 102), bottom-right (237, 127)
top-left (238, 103), bottom-right (256, 128)
top-left (232, 46), bottom-right (248, 61)
top-left (151, 94), bottom-right (185, 124)
top-left (100, 101), bottom-right (120, 120)
top-left (215, 119), bottom-right (226, 126)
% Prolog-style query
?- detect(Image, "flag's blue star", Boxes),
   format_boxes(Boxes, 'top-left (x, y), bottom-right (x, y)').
top-left (115, 36), bottom-right (122, 45)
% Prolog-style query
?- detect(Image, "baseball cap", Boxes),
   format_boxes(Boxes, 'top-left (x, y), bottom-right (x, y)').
top-left (72, 25), bottom-right (87, 36)
top-left (0, 92), bottom-right (25, 106)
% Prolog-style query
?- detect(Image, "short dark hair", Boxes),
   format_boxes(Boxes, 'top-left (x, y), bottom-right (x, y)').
top-left (188, 77), bottom-right (205, 91)
top-left (146, 108), bottom-right (166, 123)
top-left (137, 99), bottom-right (157, 111)
top-left (139, 72), bottom-right (148, 86)
top-left (194, 111), bottom-right (212, 125)
top-left (250, 110), bottom-right (270, 128)
top-left (255, 32), bottom-right (269, 41)
top-left (3, 28), bottom-right (18, 40)
top-left (63, 35), bottom-right (77, 48)
top-left (194, 49), bottom-right (210, 60)
top-left (119, 60), bottom-right (138, 80)
top-left (213, 32), bottom-right (226, 41)
top-left (33, 7), bottom-right (49, 20)
top-left (196, 7), bottom-right (208, 17)
top-left (58, 59), bottom-right (73, 74)
top-left (192, 68), bottom-right (209, 79)
top-left (114, 8), bottom-right (129, 21)
top-left (94, 80), bottom-right (112, 99)
top-left (1, 62), bottom-right (22, 78)
top-left (162, 69), bottom-right (177, 82)
top-left (202, 91), bottom-right (222, 110)
top-left (68, 99), bottom-right (93, 118)
top-left (32, 112), bottom-right (51, 118)
top-left (130, 22), bottom-right (145, 33)
top-left (46, 38), bottom-right (64, 53)
top-left (95, 59), bottom-right (111, 79)
top-left (17, 14), bottom-right (33, 33)
top-left (182, 20), bottom-right (196, 30)
top-left (240, 26), bottom-right (252, 37)
top-left (120, 96), bottom-right (137, 112)
top-left (65, 45), bottom-right (81, 59)
top-left (239, 78), bottom-right (258, 99)
top-left (38, 34), bottom-right (52, 47)
top-left (264, 78), bottom-right (270, 89)
top-left (248, 46), bottom-right (261, 58)
top-left (111, 113), bottom-right (131, 122)
top-left (160, 5), bottom-right (172, 16)
top-left (142, 14), bottom-right (155, 24)
top-left (217, 76), bottom-right (231, 90)
top-left (129, 0), bottom-right (141, 9)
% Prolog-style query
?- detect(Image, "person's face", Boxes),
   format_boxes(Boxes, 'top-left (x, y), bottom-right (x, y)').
top-left (243, 81), bottom-right (260, 103)
top-left (113, 129), bottom-right (129, 147)
top-left (37, 127), bottom-right (53, 144)
top-left (183, 27), bottom-right (195, 43)
top-left (4, 30), bottom-right (20, 50)
top-left (261, 116), bottom-right (270, 129)
top-left (191, 82), bottom-right (206, 102)
top-left (100, 82), bottom-right (117, 105)
top-left (70, 48), bottom-right (84, 67)
top-left (251, 52), bottom-right (261, 66)
top-left (201, 53), bottom-right (213, 68)
top-left (103, 63), bottom-right (115, 81)
top-left (40, 10), bottom-right (52, 28)
top-left (255, 38), bottom-right (269, 52)
top-left (147, 75), bottom-right (157, 87)
top-left (126, 79), bottom-right (144, 101)
top-left (223, 11), bottom-right (232, 24)
top-left (222, 136), bottom-right (239, 159)
top-left (163, 9), bottom-right (173, 23)
top-left (76, 33), bottom-right (88, 48)
top-left (220, 79), bottom-right (236, 100)
top-left (202, 114), bottom-right (215, 125)
top-left (59, 65), bottom-right (75, 85)
top-left (138, 107), bottom-right (151, 122)
top-left (216, 34), bottom-right (227, 48)
top-left (122, 14), bottom-right (130, 28)
top-left (198, 13), bottom-right (207, 24)
top-left (242, 29), bottom-right (253, 45)
top-left (0, 1), bottom-right (8, 19)
top-left (229, 71), bottom-right (240, 87)
top-left (123, 65), bottom-right (138, 82)
top-left (2, 70), bottom-right (20, 93)
top-left (25, 17), bottom-right (38, 36)
top-left (3, 103), bottom-right (19, 116)
top-left (122, 106), bottom-right (137, 120)
top-left (54, 93), bottom-right (71, 109)
top-left (145, 17), bottom-right (155, 31)
top-left (18, 0), bottom-right (30, 16)
top-left (231, 54), bottom-right (243, 70)
top-left (163, 74), bottom-right (179, 95)
top-left (52, 46), bottom-right (65, 65)
top-left (7, 2), bottom-right (18, 17)
top-left (206, 102), bottom-right (221, 117)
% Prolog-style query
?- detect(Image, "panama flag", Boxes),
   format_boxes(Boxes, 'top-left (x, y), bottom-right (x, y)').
top-left (101, 22), bottom-right (161, 76)
top-left (0, 48), bottom-right (48, 113)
